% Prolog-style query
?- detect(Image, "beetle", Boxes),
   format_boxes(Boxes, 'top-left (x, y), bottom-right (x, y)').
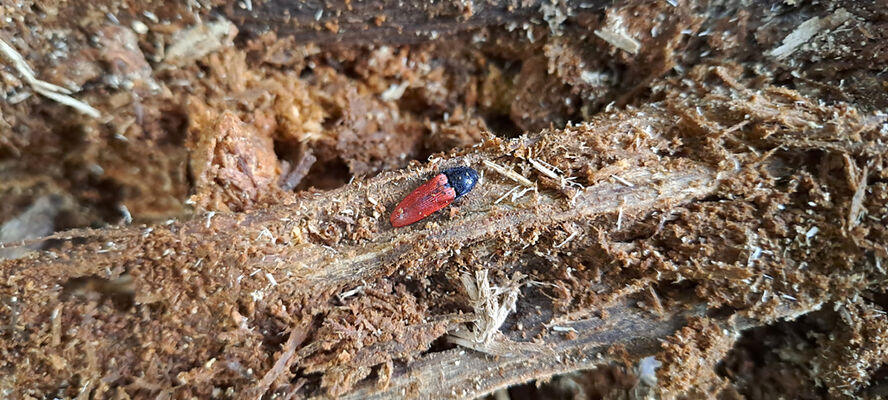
top-left (390, 166), bottom-right (479, 228)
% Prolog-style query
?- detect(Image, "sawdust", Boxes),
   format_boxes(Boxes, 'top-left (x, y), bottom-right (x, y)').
top-left (1, 0), bottom-right (888, 398)
top-left (187, 108), bottom-right (287, 212)
top-left (657, 317), bottom-right (736, 397)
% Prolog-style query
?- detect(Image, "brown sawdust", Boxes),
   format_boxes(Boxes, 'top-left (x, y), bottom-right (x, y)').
top-left (1, 0), bottom-right (888, 398)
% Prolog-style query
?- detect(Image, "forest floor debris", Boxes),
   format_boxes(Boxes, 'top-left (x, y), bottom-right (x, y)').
top-left (1, 0), bottom-right (887, 398)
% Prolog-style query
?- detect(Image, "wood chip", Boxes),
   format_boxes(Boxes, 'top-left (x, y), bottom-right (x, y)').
top-left (483, 160), bottom-right (533, 187)
top-left (769, 8), bottom-right (852, 60)
top-left (0, 39), bottom-right (101, 118)
top-left (611, 174), bottom-right (635, 187)
top-left (594, 28), bottom-right (641, 54)
top-left (848, 166), bottom-right (868, 228)
top-left (164, 18), bottom-right (237, 66)
top-left (528, 158), bottom-right (560, 181)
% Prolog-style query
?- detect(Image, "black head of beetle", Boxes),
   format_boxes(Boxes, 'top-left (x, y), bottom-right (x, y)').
top-left (442, 166), bottom-right (479, 199)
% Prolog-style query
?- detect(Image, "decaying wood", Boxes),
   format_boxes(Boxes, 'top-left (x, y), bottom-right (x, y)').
top-left (228, 0), bottom-right (611, 44)
top-left (341, 298), bottom-right (816, 399)
top-left (2, 69), bottom-right (885, 397)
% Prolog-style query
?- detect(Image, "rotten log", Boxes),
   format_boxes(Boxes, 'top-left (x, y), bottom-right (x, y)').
top-left (1, 70), bottom-right (885, 398)
top-left (228, 0), bottom-right (612, 44)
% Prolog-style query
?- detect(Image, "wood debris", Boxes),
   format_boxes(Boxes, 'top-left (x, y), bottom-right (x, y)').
top-left (2, 1), bottom-right (888, 398)
top-left (0, 39), bottom-right (101, 118)
top-left (528, 157), bottom-right (561, 181)
top-left (769, 8), bottom-right (852, 60)
top-left (163, 18), bottom-right (237, 66)
top-left (594, 24), bottom-right (641, 54)
top-left (483, 160), bottom-right (534, 187)
top-left (449, 269), bottom-right (523, 346)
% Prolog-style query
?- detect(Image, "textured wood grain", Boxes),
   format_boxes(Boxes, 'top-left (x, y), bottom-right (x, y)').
top-left (2, 76), bottom-right (881, 397)
top-left (228, 0), bottom-right (612, 44)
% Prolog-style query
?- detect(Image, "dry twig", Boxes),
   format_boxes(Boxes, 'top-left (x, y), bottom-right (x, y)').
top-left (0, 39), bottom-right (101, 118)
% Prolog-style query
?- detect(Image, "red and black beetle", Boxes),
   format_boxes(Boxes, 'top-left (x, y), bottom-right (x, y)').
top-left (390, 166), bottom-right (479, 228)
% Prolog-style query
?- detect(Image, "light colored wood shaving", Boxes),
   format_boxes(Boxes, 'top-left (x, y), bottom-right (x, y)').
top-left (769, 8), bottom-right (852, 60)
top-left (529, 158), bottom-right (560, 181)
top-left (448, 269), bottom-right (523, 350)
top-left (483, 160), bottom-right (534, 187)
top-left (594, 27), bottom-right (641, 55)
top-left (164, 18), bottom-right (237, 66)
top-left (0, 39), bottom-right (101, 118)
top-left (848, 166), bottom-right (867, 228)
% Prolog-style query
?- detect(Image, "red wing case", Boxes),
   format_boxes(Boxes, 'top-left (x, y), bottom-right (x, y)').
top-left (390, 174), bottom-right (457, 227)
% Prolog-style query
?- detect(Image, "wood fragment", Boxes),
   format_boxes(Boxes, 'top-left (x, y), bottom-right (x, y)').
top-left (648, 286), bottom-right (664, 316)
top-left (848, 166), bottom-right (868, 229)
top-left (611, 174), bottom-right (635, 187)
top-left (449, 270), bottom-right (523, 348)
top-left (50, 305), bottom-right (62, 346)
top-left (342, 300), bottom-right (816, 399)
top-left (0, 39), bottom-right (101, 118)
top-left (247, 324), bottom-right (309, 398)
top-left (551, 325), bottom-right (577, 332)
top-left (514, 187), bottom-right (534, 201)
top-left (229, 0), bottom-right (610, 44)
top-left (483, 160), bottom-right (534, 187)
top-left (495, 186), bottom-right (520, 204)
top-left (769, 8), bottom-right (852, 60)
top-left (616, 206), bottom-right (623, 230)
top-left (594, 27), bottom-right (641, 54)
top-left (528, 158), bottom-right (561, 181)
top-left (281, 150), bottom-right (318, 191)
top-left (0, 196), bottom-right (62, 260)
top-left (554, 231), bottom-right (579, 248)
top-left (163, 18), bottom-right (237, 66)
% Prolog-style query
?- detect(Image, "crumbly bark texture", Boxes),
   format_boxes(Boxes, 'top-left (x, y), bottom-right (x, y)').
top-left (1, 0), bottom-right (887, 398)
